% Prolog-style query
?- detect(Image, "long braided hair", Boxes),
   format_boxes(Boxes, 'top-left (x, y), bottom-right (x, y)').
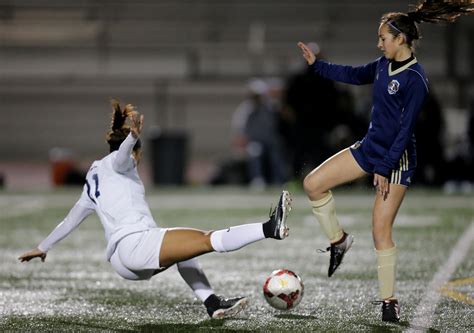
top-left (381, 1), bottom-right (474, 48)
top-left (106, 99), bottom-right (142, 153)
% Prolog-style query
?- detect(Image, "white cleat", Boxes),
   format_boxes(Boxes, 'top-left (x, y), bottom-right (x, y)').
top-left (209, 297), bottom-right (249, 319)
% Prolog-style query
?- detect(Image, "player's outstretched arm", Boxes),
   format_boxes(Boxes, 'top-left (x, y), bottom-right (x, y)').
top-left (18, 248), bottom-right (47, 263)
top-left (18, 201), bottom-right (94, 263)
top-left (297, 42), bottom-right (316, 65)
top-left (112, 111), bottom-right (144, 172)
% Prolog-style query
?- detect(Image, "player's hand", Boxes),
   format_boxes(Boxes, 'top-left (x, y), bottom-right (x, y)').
top-left (129, 112), bottom-right (144, 139)
top-left (18, 248), bottom-right (47, 263)
top-left (297, 42), bottom-right (317, 65)
top-left (374, 174), bottom-right (389, 200)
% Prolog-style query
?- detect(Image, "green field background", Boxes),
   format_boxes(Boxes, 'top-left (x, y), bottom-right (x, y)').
top-left (1, 188), bottom-right (473, 332)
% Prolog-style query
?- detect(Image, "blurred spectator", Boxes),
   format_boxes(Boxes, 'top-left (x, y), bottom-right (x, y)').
top-left (442, 99), bottom-right (473, 194)
top-left (282, 42), bottom-right (365, 180)
top-left (231, 79), bottom-right (288, 188)
top-left (414, 84), bottom-right (446, 186)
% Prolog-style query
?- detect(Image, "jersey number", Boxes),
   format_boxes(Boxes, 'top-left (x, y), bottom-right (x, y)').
top-left (86, 174), bottom-right (101, 203)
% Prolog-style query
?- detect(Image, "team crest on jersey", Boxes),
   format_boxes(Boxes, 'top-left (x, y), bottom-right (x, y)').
top-left (387, 80), bottom-right (400, 95)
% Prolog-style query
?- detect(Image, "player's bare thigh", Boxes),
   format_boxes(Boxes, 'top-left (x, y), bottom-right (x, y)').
top-left (303, 148), bottom-right (367, 200)
top-left (372, 184), bottom-right (407, 250)
top-left (159, 228), bottom-right (213, 268)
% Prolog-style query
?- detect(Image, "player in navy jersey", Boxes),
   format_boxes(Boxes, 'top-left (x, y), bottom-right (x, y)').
top-left (297, 1), bottom-right (473, 322)
top-left (19, 99), bottom-right (293, 319)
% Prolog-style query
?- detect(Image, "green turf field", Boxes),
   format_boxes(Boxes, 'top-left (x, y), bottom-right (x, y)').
top-left (1, 187), bottom-right (473, 332)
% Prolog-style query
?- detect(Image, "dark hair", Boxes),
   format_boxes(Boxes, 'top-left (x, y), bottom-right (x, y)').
top-left (381, 1), bottom-right (473, 47)
top-left (106, 99), bottom-right (141, 153)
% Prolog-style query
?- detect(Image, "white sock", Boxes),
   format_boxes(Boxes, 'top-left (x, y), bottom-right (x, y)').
top-left (210, 223), bottom-right (265, 253)
top-left (177, 258), bottom-right (214, 302)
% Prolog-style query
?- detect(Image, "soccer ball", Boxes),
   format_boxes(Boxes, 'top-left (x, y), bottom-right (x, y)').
top-left (263, 269), bottom-right (304, 310)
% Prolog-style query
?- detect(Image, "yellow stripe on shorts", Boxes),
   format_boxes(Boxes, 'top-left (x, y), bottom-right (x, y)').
top-left (390, 150), bottom-right (408, 184)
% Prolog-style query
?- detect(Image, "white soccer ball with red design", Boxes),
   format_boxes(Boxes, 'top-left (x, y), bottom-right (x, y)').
top-left (263, 269), bottom-right (304, 310)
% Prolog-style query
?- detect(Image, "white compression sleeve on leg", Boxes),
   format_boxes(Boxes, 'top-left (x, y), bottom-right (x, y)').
top-left (376, 246), bottom-right (398, 299)
top-left (210, 223), bottom-right (265, 253)
top-left (310, 191), bottom-right (344, 243)
top-left (177, 258), bottom-right (214, 302)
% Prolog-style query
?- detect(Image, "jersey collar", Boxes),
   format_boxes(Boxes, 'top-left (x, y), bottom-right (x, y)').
top-left (388, 57), bottom-right (418, 76)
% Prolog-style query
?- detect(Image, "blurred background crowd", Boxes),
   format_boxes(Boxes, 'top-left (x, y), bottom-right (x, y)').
top-left (0, 0), bottom-right (473, 192)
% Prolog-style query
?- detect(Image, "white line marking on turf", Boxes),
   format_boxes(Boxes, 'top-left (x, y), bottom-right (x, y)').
top-left (406, 221), bottom-right (474, 332)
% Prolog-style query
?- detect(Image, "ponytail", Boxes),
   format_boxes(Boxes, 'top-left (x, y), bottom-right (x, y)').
top-left (408, 1), bottom-right (474, 23)
top-left (381, 1), bottom-right (473, 48)
top-left (110, 99), bottom-right (127, 132)
top-left (106, 99), bottom-right (142, 152)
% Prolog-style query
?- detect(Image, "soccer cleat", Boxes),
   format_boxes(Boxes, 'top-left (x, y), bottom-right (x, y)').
top-left (321, 232), bottom-right (354, 277)
top-left (373, 299), bottom-right (400, 322)
top-left (206, 296), bottom-right (248, 319)
top-left (268, 190), bottom-right (292, 239)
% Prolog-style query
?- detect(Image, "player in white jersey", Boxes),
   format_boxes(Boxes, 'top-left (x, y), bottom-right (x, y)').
top-left (18, 99), bottom-right (292, 319)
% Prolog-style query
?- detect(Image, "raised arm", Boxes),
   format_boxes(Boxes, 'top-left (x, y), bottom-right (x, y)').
top-left (297, 41), bottom-right (379, 85)
top-left (112, 111), bottom-right (144, 173)
top-left (298, 42), bottom-right (317, 66)
top-left (18, 192), bottom-right (95, 262)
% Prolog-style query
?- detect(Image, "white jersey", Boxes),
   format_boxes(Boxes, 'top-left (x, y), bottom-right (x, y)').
top-left (38, 133), bottom-right (158, 260)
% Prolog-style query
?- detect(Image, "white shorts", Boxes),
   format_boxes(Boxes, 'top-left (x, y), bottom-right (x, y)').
top-left (110, 227), bottom-right (167, 280)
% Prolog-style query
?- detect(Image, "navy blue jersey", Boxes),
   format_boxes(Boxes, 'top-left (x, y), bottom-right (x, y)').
top-left (311, 57), bottom-right (429, 177)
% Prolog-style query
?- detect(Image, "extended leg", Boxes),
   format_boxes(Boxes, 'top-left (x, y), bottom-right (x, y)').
top-left (159, 191), bottom-right (291, 268)
top-left (176, 255), bottom-right (249, 318)
top-left (177, 258), bottom-right (214, 302)
top-left (304, 148), bottom-right (366, 277)
top-left (163, 191), bottom-right (291, 318)
top-left (305, 148), bottom-right (366, 243)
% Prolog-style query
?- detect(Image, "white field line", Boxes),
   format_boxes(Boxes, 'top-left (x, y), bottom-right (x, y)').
top-left (406, 221), bottom-right (474, 332)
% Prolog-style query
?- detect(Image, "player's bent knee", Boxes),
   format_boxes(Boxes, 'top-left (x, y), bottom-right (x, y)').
top-left (188, 230), bottom-right (213, 253)
top-left (202, 232), bottom-right (214, 252)
top-left (303, 173), bottom-right (325, 197)
top-left (303, 174), bottom-right (315, 193)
